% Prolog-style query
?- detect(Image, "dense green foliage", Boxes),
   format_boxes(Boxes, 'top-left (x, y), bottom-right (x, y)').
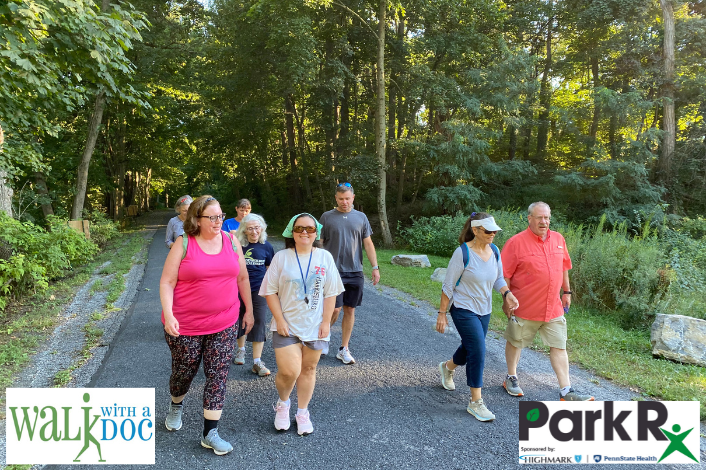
top-left (0, 213), bottom-right (119, 309)
top-left (401, 210), bottom-right (706, 327)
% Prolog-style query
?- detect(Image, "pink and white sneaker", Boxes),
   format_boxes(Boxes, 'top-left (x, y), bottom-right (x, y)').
top-left (273, 400), bottom-right (291, 431)
top-left (295, 409), bottom-right (313, 436)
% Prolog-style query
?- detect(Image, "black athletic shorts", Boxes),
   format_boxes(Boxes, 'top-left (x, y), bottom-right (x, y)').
top-left (335, 271), bottom-right (365, 308)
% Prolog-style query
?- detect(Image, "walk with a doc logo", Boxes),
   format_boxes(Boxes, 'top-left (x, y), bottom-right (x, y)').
top-left (6, 388), bottom-right (155, 464)
top-left (518, 401), bottom-right (700, 464)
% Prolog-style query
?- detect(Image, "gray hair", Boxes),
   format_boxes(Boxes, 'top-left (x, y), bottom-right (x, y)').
top-left (174, 195), bottom-right (193, 213)
top-left (235, 213), bottom-right (268, 244)
top-left (528, 201), bottom-right (551, 216)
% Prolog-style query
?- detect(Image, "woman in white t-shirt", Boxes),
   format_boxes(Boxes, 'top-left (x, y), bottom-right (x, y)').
top-left (259, 213), bottom-right (344, 436)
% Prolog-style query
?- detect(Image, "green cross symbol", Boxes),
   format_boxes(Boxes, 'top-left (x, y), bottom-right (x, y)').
top-left (658, 424), bottom-right (699, 463)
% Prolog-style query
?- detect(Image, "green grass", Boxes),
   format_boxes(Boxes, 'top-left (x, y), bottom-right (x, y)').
top-left (0, 230), bottom-right (150, 412)
top-left (365, 248), bottom-right (706, 420)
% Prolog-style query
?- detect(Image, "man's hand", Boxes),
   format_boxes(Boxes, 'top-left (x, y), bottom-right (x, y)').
top-left (561, 293), bottom-right (571, 312)
top-left (502, 302), bottom-right (513, 320)
top-left (243, 310), bottom-right (255, 334)
top-left (371, 269), bottom-right (380, 285)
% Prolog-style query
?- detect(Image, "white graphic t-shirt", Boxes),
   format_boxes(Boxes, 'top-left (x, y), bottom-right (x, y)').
top-left (259, 248), bottom-right (344, 342)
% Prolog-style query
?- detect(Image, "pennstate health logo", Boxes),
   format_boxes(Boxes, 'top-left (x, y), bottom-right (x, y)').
top-left (518, 401), bottom-right (700, 465)
top-left (6, 388), bottom-right (155, 465)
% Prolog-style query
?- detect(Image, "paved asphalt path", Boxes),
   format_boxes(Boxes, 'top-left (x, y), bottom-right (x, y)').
top-left (50, 215), bottom-right (704, 470)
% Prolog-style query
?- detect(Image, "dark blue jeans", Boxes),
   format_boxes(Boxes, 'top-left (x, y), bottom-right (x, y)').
top-left (449, 305), bottom-right (490, 388)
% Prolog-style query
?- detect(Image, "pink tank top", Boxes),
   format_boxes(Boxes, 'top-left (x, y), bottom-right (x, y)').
top-left (163, 230), bottom-right (240, 335)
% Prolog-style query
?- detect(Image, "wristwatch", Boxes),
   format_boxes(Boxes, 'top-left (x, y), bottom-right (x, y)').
top-left (372, 266), bottom-right (379, 270)
top-left (563, 290), bottom-right (573, 295)
top-left (503, 289), bottom-right (512, 299)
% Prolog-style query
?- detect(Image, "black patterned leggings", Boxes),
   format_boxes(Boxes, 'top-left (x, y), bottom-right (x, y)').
top-left (164, 323), bottom-right (237, 410)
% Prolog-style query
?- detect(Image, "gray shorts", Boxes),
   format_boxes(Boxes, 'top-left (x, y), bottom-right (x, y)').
top-left (271, 332), bottom-right (329, 353)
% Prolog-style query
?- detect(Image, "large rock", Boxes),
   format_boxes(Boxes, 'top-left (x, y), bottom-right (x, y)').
top-left (431, 267), bottom-right (447, 283)
top-left (391, 254), bottom-right (431, 268)
top-left (650, 314), bottom-right (706, 367)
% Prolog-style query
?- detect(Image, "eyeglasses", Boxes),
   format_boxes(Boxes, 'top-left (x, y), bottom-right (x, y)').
top-left (245, 226), bottom-right (262, 232)
top-left (337, 182), bottom-right (352, 188)
top-left (292, 225), bottom-right (317, 234)
top-left (479, 228), bottom-right (497, 235)
top-left (198, 214), bottom-right (226, 222)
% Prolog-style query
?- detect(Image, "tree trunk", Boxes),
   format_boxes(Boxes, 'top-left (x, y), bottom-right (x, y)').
top-left (659, 0), bottom-right (675, 184)
top-left (508, 124), bottom-right (517, 160)
top-left (284, 93), bottom-right (302, 205)
top-left (535, 7), bottom-right (554, 160)
top-left (396, 149), bottom-right (407, 214)
top-left (34, 172), bottom-right (54, 217)
top-left (71, 90), bottom-right (106, 220)
top-left (70, 0), bottom-right (110, 220)
top-left (376, 0), bottom-right (393, 246)
top-left (589, 56), bottom-right (600, 141)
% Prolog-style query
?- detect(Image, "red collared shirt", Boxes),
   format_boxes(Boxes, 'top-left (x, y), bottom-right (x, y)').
top-left (501, 227), bottom-right (572, 322)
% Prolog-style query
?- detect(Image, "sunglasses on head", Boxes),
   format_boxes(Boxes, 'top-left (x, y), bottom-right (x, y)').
top-left (337, 182), bottom-right (352, 188)
top-left (292, 225), bottom-right (317, 234)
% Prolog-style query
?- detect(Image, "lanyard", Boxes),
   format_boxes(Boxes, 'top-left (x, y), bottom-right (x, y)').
top-left (294, 246), bottom-right (313, 304)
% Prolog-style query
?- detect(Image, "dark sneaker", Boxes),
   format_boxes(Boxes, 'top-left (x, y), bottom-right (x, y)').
top-left (503, 375), bottom-right (524, 397)
top-left (200, 428), bottom-right (233, 455)
top-left (467, 398), bottom-right (496, 422)
top-left (560, 388), bottom-right (595, 401)
top-left (165, 402), bottom-right (183, 431)
top-left (438, 362), bottom-right (455, 391)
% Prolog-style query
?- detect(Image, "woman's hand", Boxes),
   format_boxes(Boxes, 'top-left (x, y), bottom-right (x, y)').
top-left (318, 321), bottom-right (330, 339)
top-left (276, 321), bottom-right (289, 338)
top-left (243, 310), bottom-right (255, 334)
top-left (505, 292), bottom-right (519, 312)
top-left (164, 314), bottom-right (180, 337)
top-left (436, 312), bottom-right (448, 334)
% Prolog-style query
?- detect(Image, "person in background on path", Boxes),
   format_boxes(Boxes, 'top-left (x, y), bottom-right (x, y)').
top-left (223, 198), bottom-right (253, 361)
top-left (160, 195), bottom-right (254, 455)
top-left (165, 195), bottom-right (192, 249)
top-left (259, 213), bottom-right (344, 436)
top-left (500, 201), bottom-right (594, 402)
top-left (320, 183), bottom-right (379, 365)
top-left (436, 212), bottom-right (519, 422)
top-left (222, 198), bottom-right (252, 234)
top-left (233, 213), bottom-right (275, 376)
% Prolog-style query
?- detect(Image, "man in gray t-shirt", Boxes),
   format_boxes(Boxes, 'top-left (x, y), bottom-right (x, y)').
top-left (320, 183), bottom-right (380, 365)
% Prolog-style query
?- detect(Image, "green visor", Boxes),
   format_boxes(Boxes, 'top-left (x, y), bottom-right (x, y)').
top-left (282, 213), bottom-right (323, 240)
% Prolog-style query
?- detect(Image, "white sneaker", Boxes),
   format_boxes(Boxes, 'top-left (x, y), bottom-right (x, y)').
top-left (438, 362), bottom-right (455, 391)
top-left (295, 410), bottom-right (313, 436)
top-left (233, 348), bottom-right (245, 365)
top-left (273, 400), bottom-right (290, 431)
top-left (336, 347), bottom-right (356, 364)
top-left (467, 398), bottom-right (496, 422)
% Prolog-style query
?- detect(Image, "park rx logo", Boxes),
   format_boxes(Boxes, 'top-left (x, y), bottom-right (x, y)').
top-left (6, 388), bottom-right (155, 465)
top-left (518, 401), bottom-right (700, 464)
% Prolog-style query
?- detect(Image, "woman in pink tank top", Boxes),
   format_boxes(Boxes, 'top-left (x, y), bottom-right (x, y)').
top-left (160, 195), bottom-right (254, 455)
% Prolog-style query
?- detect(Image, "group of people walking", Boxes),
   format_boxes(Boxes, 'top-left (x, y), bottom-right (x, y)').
top-left (159, 186), bottom-right (592, 455)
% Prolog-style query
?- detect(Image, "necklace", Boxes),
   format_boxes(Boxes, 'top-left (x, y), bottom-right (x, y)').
top-left (294, 246), bottom-right (314, 304)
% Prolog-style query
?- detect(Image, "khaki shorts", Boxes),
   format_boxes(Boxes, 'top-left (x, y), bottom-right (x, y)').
top-left (504, 315), bottom-right (567, 349)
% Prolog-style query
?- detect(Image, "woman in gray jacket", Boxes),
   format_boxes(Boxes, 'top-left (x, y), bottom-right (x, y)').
top-left (435, 211), bottom-right (519, 422)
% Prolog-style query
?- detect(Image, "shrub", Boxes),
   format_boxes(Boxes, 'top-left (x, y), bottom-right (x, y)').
top-left (86, 210), bottom-right (120, 248)
top-left (0, 213), bottom-right (99, 308)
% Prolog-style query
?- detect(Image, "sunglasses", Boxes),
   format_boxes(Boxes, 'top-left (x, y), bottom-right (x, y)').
top-left (478, 228), bottom-right (497, 235)
top-left (337, 182), bottom-right (352, 188)
top-left (198, 214), bottom-right (226, 222)
top-left (292, 225), bottom-right (317, 234)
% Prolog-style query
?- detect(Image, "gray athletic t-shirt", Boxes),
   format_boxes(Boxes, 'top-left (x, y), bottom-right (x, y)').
top-left (320, 208), bottom-right (373, 273)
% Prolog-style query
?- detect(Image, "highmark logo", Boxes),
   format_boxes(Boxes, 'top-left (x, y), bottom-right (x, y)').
top-left (517, 401), bottom-right (700, 465)
top-left (6, 388), bottom-right (155, 465)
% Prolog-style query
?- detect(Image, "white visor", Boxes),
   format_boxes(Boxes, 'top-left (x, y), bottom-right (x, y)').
top-left (470, 217), bottom-right (502, 231)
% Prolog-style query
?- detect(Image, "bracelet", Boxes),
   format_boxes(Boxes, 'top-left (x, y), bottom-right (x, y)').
top-left (372, 266), bottom-right (379, 270)
top-left (503, 289), bottom-right (512, 299)
top-left (563, 291), bottom-right (573, 295)
top-left (438, 311), bottom-right (446, 315)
